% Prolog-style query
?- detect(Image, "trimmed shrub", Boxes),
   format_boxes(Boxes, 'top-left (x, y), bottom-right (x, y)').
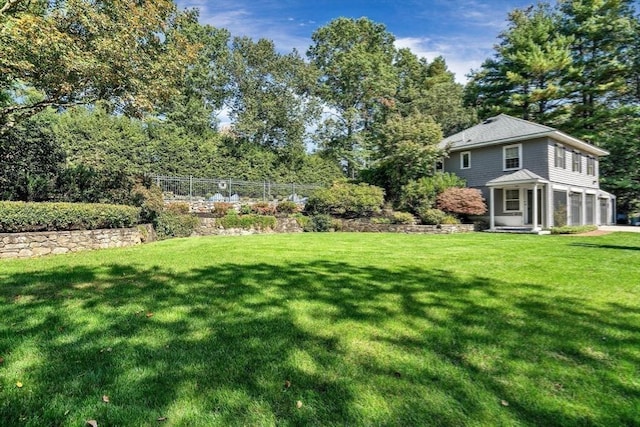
top-left (212, 202), bottom-right (235, 218)
top-left (305, 182), bottom-right (384, 218)
top-left (292, 213), bottom-right (311, 230)
top-left (416, 207), bottom-right (458, 225)
top-left (307, 214), bottom-right (335, 232)
top-left (130, 182), bottom-right (164, 223)
top-left (371, 217), bottom-right (392, 224)
top-left (400, 173), bottom-right (466, 214)
top-left (239, 204), bottom-right (252, 215)
top-left (276, 200), bottom-right (300, 215)
top-left (155, 212), bottom-right (200, 240)
top-left (391, 211), bottom-right (416, 225)
top-left (550, 225), bottom-right (598, 235)
top-left (251, 202), bottom-right (277, 216)
top-left (0, 201), bottom-right (140, 232)
top-left (436, 187), bottom-right (487, 216)
top-left (165, 202), bottom-right (190, 215)
top-left (217, 212), bottom-right (277, 230)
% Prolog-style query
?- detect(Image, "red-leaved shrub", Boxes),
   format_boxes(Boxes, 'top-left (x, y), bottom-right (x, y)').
top-left (436, 188), bottom-right (487, 216)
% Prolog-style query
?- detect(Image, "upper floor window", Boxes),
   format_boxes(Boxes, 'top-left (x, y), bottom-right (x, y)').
top-left (460, 151), bottom-right (471, 169)
top-left (572, 151), bottom-right (582, 173)
top-left (586, 156), bottom-right (595, 175)
top-left (503, 144), bottom-right (522, 170)
top-left (554, 144), bottom-right (566, 168)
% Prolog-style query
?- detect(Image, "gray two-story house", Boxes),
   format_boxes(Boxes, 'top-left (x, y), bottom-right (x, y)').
top-left (439, 114), bottom-right (616, 231)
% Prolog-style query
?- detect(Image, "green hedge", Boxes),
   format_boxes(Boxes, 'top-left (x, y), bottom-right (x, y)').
top-left (305, 182), bottom-right (384, 218)
top-left (0, 201), bottom-right (141, 232)
top-left (218, 212), bottom-right (277, 230)
top-left (155, 212), bottom-right (200, 240)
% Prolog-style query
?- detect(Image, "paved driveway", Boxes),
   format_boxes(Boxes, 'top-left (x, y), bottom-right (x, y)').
top-left (599, 225), bottom-right (640, 233)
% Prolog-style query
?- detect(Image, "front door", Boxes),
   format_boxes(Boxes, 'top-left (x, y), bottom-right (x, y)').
top-left (526, 189), bottom-right (544, 227)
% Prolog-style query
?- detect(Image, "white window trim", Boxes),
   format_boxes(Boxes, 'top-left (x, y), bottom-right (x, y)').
top-left (460, 151), bottom-right (471, 169)
top-left (572, 151), bottom-right (582, 173)
top-left (503, 144), bottom-right (522, 171)
top-left (555, 144), bottom-right (566, 169)
top-left (503, 188), bottom-right (521, 212)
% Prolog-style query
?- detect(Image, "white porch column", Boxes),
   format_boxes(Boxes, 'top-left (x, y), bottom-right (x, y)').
top-left (489, 187), bottom-right (495, 231)
top-left (566, 191), bottom-right (572, 226)
top-left (532, 183), bottom-right (540, 231)
top-left (581, 191), bottom-right (587, 225)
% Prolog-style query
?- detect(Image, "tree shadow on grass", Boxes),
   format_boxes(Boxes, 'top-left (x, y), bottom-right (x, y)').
top-left (0, 260), bottom-right (639, 426)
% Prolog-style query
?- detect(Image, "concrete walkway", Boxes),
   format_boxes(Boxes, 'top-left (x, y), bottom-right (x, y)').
top-left (599, 225), bottom-right (640, 233)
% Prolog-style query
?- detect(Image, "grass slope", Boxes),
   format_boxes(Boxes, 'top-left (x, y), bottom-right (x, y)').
top-left (1, 232), bottom-right (639, 426)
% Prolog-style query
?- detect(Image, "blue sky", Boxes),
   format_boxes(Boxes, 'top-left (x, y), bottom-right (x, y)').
top-left (175, 0), bottom-right (538, 83)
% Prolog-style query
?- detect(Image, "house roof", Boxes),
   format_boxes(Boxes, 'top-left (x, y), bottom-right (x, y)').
top-left (486, 169), bottom-right (547, 186)
top-left (440, 114), bottom-right (609, 156)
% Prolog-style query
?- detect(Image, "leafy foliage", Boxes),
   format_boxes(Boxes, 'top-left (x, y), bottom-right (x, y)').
top-left (217, 212), bottom-right (277, 230)
top-left (155, 212), bottom-right (200, 240)
top-left (0, 0), bottom-right (201, 131)
top-left (436, 187), bottom-right (487, 216)
top-left (415, 207), bottom-right (459, 225)
top-left (0, 201), bottom-right (140, 232)
top-left (305, 182), bottom-right (385, 218)
top-left (399, 173), bottom-right (466, 215)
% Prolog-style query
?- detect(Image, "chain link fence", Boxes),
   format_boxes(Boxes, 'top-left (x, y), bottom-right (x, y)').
top-left (150, 175), bottom-right (324, 203)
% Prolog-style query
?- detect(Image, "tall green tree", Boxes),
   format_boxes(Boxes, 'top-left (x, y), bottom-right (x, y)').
top-left (0, 0), bottom-right (201, 132)
top-left (308, 17), bottom-right (398, 177)
top-left (225, 37), bottom-right (320, 168)
top-left (558, 0), bottom-right (638, 137)
top-left (466, 3), bottom-right (573, 124)
top-left (394, 50), bottom-right (475, 136)
top-left (365, 112), bottom-right (444, 201)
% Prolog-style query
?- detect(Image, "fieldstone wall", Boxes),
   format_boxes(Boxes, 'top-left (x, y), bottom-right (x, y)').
top-left (340, 220), bottom-right (474, 234)
top-left (0, 224), bottom-right (155, 259)
top-left (193, 217), bottom-right (303, 236)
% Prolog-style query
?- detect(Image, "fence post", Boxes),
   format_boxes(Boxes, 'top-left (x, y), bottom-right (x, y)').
top-left (189, 175), bottom-right (193, 202)
top-left (228, 179), bottom-right (232, 202)
top-left (263, 181), bottom-right (266, 201)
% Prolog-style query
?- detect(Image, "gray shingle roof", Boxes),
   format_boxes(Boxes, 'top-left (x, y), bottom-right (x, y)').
top-left (440, 114), bottom-right (554, 150)
top-left (439, 113), bottom-right (608, 156)
top-left (487, 169), bottom-right (547, 186)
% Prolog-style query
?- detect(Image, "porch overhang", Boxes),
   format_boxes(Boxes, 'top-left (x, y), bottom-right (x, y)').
top-left (486, 169), bottom-right (548, 187)
top-left (486, 169), bottom-right (548, 232)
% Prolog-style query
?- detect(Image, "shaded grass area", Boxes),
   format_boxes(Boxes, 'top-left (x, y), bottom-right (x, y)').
top-left (1, 232), bottom-right (639, 426)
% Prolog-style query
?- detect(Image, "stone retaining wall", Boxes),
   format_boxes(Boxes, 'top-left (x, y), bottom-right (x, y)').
top-left (340, 220), bottom-right (475, 234)
top-left (193, 217), bottom-right (303, 236)
top-left (0, 224), bottom-right (155, 259)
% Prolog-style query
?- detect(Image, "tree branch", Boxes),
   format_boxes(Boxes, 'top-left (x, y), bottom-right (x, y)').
top-left (0, 0), bottom-right (24, 16)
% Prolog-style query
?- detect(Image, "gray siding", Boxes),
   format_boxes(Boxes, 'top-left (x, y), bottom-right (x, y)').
top-left (443, 137), bottom-right (549, 187)
top-left (547, 140), bottom-right (600, 189)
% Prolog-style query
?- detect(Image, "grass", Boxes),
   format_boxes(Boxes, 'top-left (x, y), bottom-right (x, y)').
top-left (0, 232), bottom-right (639, 426)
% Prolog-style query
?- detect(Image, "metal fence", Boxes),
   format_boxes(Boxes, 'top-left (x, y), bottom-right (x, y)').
top-left (150, 175), bottom-right (324, 203)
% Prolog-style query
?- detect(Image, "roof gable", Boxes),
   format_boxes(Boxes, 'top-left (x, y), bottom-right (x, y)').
top-left (440, 114), bottom-right (608, 156)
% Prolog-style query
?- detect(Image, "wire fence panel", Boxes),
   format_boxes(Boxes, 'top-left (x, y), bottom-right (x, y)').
top-left (150, 175), bottom-right (324, 203)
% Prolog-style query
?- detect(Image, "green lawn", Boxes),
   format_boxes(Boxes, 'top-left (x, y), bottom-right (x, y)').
top-left (1, 232), bottom-right (639, 426)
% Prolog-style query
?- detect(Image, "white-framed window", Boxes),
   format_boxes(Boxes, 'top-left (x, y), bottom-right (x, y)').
top-left (503, 144), bottom-right (522, 170)
top-left (434, 160), bottom-right (444, 173)
top-left (586, 156), bottom-right (595, 175)
top-left (572, 151), bottom-right (582, 173)
top-left (504, 189), bottom-right (521, 211)
top-left (554, 144), bottom-right (566, 168)
top-left (460, 151), bottom-right (471, 169)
